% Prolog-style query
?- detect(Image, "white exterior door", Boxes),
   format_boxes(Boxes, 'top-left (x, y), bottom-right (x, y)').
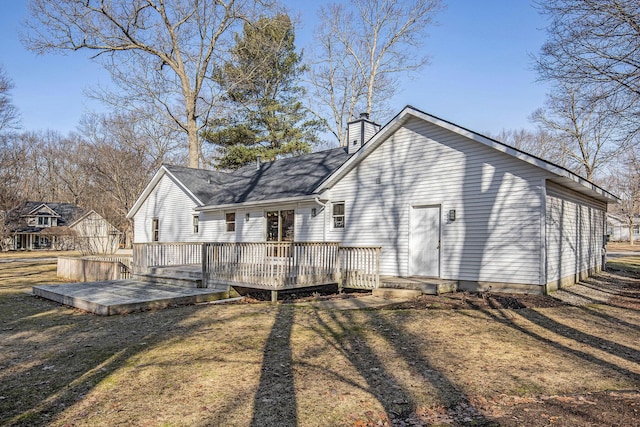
top-left (410, 206), bottom-right (441, 277)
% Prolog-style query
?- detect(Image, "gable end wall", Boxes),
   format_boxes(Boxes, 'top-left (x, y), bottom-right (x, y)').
top-left (133, 174), bottom-right (199, 243)
top-left (329, 117), bottom-right (550, 286)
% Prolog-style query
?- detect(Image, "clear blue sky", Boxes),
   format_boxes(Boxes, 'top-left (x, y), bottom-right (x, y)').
top-left (0, 0), bottom-right (551, 139)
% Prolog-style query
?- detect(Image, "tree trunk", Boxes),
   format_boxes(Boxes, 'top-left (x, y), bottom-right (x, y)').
top-left (629, 222), bottom-right (634, 245)
top-left (186, 106), bottom-right (200, 169)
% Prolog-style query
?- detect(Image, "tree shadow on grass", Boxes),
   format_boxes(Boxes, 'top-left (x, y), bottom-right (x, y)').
top-left (307, 307), bottom-right (497, 425)
top-left (516, 309), bottom-right (640, 366)
top-left (250, 305), bottom-right (297, 427)
top-left (362, 309), bottom-right (498, 425)
top-left (577, 305), bottom-right (640, 333)
top-left (479, 308), bottom-right (640, 384)
top-left (0, 296), bottom-right (212, 427)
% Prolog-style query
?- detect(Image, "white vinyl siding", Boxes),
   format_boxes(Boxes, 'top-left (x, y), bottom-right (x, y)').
top-left (178, 209), bottom-right (266, 242)
top-left (133, 174), bottom-right (199, 243)
top-left (545, 181), bottom-right (605, 286)
top-left (294, 202), bottom-right (325, 242)
top-left (329, 117), bottom-right (548, 283)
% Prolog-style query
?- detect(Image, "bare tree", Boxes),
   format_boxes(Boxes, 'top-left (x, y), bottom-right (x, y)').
top-left (607, 148), bottom-right (640, 244)
top-left (0, 65), bottom-right (20, 134)
top-left (531, 84), bottom-right (629, 181)
top-left (535, 0), bottom-right (640, 138)
top-left (493, 127), bottom-right (567, 165)
top-left (308, 0), bottom-right (443, 146)
top-left (25, 0), bottom-right (272, 168)
top-left (78, 111), bottom-right (177, 246)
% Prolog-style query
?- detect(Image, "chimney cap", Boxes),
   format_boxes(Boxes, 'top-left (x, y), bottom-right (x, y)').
top-left (359, 112), bottom-right (370, 120)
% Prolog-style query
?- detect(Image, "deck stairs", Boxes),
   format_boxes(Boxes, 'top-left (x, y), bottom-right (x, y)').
top-left (134, 264), bottom-right (229, 291)
top-left (373, 276), bottom-right (458, 299)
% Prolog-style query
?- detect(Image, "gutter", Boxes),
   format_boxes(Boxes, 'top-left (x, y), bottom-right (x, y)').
top-left (195, 194), bottom-right (321, 212)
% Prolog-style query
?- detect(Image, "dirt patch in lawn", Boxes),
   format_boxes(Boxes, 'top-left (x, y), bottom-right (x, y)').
top-left (235, 285), bottom-right (368, 304)
top-left (381, 291), bottom-right (566, 310)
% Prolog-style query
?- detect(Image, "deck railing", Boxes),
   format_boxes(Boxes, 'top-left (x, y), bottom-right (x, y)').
top-left (202, 242), bottom-right (341, 290)
top-left (133, 242), bottom-right (202, 274)
top-left (340, 246), bottom-right (381, 289)
top-left (133, 241), bottom-right (381, 290)
top-left (201, 242), bottom-right (381, 290)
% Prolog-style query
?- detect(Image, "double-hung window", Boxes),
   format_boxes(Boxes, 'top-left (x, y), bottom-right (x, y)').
top-left (152, 218), bottom-right (159, 242)
top-left (226, 212), bottom-right (235, 232)
top-left (333, 202), bottom-right (345, 229)
top-left (193, 215), bottom-right (199, 234)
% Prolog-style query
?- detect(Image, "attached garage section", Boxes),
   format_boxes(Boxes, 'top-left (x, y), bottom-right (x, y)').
top-left (545, 181), bottom-right (606, 292)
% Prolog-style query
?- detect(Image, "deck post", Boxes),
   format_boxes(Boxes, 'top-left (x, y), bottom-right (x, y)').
top-left (271, 290), bottom-right (278, 303)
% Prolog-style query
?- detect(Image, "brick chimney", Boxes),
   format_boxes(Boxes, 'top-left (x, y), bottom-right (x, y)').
top-left (346, 113), bottom-right (380, 154)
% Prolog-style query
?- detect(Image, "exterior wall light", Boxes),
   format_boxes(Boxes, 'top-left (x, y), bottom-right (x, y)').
top-left (311, 208), bottom-right (317, 217)
top-left (245, 213), bottom-right (250, 221)
top-left (449, 209), bottom-right (456, 221)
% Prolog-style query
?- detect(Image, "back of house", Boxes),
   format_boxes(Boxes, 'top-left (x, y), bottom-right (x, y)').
top-left (128, 106), bottom-right (617, 294)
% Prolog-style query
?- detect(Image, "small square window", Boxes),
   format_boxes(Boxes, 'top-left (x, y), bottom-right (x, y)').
top-left (226, 212), bottom-right (235, 232)
top-left (333, 202), bottom-right (345, 229)
top-left (193, 215), bottom-right (199, 233)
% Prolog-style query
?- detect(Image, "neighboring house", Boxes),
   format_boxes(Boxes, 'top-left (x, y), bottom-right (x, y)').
top-left (606, 213), bottom-right (640, 242)
top-left (4, 202), bottom-right (121, 253)
top-left (127, 106), bottom-right (618, 294)
top-left (69, 210), bottom-right (122, 254)
top-left (5, 202), bottom-right (84, 250)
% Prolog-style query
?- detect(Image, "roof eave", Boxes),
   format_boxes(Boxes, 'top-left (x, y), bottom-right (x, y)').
top-left (196, 194), bottom-right (319, 212)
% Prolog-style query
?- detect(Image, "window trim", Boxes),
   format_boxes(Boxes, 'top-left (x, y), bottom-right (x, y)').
top-left (152, 218), bottom-right (159, 242)
top-left (225, 212), bottom-right (236, 233)
top-left (266, 209), bottom-right (295, 242)
top-left (332, 202), bottom-right (345, 229)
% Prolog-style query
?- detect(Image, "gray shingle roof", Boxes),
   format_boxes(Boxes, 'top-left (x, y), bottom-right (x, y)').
top-left (6, 201), bottom-right (85, 233)
top-left (165, 147), bottom-right (350, 206)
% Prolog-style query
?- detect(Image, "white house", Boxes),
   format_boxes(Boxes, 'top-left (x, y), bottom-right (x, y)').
top-left (606, 213), bottom-right (640, 242)
top-left (127, 106), bottom-right (618, 294)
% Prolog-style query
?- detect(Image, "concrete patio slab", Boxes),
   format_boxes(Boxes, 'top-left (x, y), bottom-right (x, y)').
top-left (32, 280), bottom-right (230, 315)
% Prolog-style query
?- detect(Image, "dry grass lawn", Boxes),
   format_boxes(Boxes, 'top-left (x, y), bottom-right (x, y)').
top-left (0, 250), bottom-right (80, 260)
top-left (0, 257), bottom-right (639, 426)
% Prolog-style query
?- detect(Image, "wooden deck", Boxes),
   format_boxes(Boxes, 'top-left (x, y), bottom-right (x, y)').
top-left (132, 242), bottom-right (381, 293)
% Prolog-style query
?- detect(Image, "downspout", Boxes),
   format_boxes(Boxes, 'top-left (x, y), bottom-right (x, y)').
top-left (314, 197), bottom-right (328, 241)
